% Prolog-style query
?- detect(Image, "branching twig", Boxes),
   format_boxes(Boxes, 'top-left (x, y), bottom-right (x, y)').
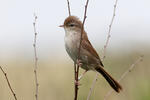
top-left (77, 0), bottom-right (89, 58)
top-left (66, 0), bottom-right (71, 16)
top-left (74, 0), bottom-right (90, 100)
top-left (0, 66), bottom-right (17, 100)
top-left (102, 0), bottom-right (118, 60)
top-left (33, 14), bottom-right (39, 100)
top-left (103, 55), bottom-right (143, 100)
top-left (87, 0), bottom-right (119, 100)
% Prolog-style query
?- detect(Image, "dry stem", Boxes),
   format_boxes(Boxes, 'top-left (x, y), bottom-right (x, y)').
top-left (0, 66), bottom-right (17, 100)
top-left (33, 14), bottom-right (39, 100)
top-left (74, 0), bottom-right (90, 100)
top-left (102, 0), bottom-right (118, 60)
top-left (66, 0), bottom-right (71, 16)
top-left (104, 55), bottom-right (143, 100)
top-left (87, 0), bottom-right (119, 100)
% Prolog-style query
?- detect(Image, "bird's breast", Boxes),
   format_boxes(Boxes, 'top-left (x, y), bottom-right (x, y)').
top-left (64, 32), bottom-right (80, 62)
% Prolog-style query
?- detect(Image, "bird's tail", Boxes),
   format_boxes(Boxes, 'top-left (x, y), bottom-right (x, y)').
top-left (95, 67), bottom-right (122, 93)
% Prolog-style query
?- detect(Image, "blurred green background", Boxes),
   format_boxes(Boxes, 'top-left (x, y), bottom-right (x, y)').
top-left (0, 47), bottom-right (150, 100)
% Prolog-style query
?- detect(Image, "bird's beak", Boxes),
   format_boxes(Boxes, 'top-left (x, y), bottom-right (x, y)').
top-left (59, 25), bottom-right (64, 27)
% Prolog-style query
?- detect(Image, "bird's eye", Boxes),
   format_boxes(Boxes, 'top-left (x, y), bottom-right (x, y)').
top-left (69, 24), bottom-right (75, 27)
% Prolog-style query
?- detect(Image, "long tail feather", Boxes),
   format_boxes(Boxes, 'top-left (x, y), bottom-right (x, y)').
top-left (95, 67), bottom-right (122, 93)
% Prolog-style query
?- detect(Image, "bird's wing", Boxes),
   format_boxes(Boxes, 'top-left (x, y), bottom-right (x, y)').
top-left (81, 32), bottom-right (104, 67)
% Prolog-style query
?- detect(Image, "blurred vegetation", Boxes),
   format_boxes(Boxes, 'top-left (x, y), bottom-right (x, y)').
top-left (0, 49), bottom-right (150, 100)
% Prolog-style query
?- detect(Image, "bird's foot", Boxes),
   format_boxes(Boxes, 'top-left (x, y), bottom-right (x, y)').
top-left (74, 80), bottom-right (81, 86)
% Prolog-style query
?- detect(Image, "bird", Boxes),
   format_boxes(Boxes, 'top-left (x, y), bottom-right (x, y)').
top-left (60, 16), bottom-right (122, 93)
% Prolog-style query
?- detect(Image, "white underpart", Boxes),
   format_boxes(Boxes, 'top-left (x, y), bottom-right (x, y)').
top-left (64, 27), bottom-right (80, 62)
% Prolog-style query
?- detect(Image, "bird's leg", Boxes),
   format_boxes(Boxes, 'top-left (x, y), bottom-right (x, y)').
top-left (76, 59), bottom-right (87, 80)
top-left (74, 59), bottom-right (83, 86)
top-left (78, 70), bottom-right (87, 81)
top-left (76, 59), bottom-right (83, 67)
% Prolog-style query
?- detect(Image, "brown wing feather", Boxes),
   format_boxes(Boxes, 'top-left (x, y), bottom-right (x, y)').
top-left (81, 31), bottom-right (104, 67)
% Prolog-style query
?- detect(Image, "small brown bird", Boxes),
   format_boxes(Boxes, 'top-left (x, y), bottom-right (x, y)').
top-left (60, 16), bottom-right (122, 93)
